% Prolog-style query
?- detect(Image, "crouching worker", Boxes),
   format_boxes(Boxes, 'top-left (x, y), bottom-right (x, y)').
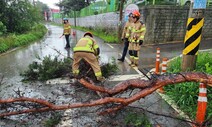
top-left (72, 32), bottom-right (105, 82)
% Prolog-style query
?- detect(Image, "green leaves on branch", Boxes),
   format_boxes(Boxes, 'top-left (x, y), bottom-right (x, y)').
top-left (21, 55), bottom-right (119, 81)
top-left (21, 55), bottom-right (72, 81)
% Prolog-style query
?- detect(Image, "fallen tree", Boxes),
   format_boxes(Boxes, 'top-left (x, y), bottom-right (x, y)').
top-left (0, 72), bottom-right (211, 118)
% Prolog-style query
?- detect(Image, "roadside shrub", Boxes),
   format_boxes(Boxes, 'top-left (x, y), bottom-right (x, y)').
top-left (21, 55), bottom-right (72, 81)
top-left (21, 56), bottom-right (119, 81)
top-left (0, 41), bottom-right (9, 53)
top-left (164, 51), bottom-right (212, 119)
top-left (0, 21), bottom-right (7, 36)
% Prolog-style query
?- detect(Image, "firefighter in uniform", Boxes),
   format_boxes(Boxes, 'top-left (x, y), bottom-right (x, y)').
top-left (63, 18), bottom-right (71, 48)
top-left (72, 32), bottom-right (105, 81)
top-left (117, 13), bottom-right (134, 62)
top-left (128, 10), bottom-right (146, 67)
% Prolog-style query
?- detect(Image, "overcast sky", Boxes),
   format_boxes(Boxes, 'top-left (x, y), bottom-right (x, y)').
top-left (38, 0), bottom-right (60, 9)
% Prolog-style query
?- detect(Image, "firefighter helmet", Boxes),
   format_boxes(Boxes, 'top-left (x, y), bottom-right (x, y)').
top-left (63, 18), bottom-right (68, 21)
top-left (84, 32), bottom-right (93, 38)
top-left (132, 10), bottom-right (140, 18)
top-left (128, 12), bottom-right (133, 17)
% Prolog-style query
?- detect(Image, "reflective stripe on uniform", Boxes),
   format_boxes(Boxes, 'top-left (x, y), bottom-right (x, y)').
top-left (64, 27), bottom-right (70, 29)
top-left (73, 70), bottom-right (79, 74)
top-left (134, 57), bottom-right (139, 60)
top-left (95, 71), bottom-right (102, 77)
top-left (94, 44), bottom-right (99, 49)
top-left (73, 38), bottom-right (96, 53)
top-left (139, 35), bottom-right (144, 39)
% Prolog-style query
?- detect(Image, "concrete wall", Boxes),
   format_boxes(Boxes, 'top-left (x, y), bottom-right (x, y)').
top-left (54, 7), bottom-right (212, 44)
top-left (55, 12), bottom-right (119, 30)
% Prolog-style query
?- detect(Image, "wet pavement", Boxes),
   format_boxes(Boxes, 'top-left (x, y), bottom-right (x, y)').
top-left (0, 23), bottom-right (212, 126)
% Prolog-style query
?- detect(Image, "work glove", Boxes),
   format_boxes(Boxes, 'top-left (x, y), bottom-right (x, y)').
top-left (124, 38), bottom-right (128, 42)
top-left (96, 56), bottom-right (100, 61)
top-left (139, 40), bottom-right (143, 45)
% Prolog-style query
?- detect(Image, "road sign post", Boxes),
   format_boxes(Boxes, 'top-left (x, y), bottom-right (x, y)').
top-left (182, 0), bottom-right (207, 71)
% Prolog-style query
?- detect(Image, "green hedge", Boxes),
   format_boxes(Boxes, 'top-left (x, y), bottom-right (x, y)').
top-left (0, 24), bottom-right (47, 53)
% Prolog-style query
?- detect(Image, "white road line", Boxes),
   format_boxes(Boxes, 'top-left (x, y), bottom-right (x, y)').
top-left (119, 53), bottom-right (143, 75)
top-left (108, 74), bottom-right (146, 81)
top-left (107, 53), bottom-right (144, 82)
top-left (107, 43), bottom-right (114, 49)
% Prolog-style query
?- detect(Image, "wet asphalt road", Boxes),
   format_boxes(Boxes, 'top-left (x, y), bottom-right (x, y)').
top-left (1, 24), bottom-right (212, 83)
top-left (0, 24), bottom-right (212, 126)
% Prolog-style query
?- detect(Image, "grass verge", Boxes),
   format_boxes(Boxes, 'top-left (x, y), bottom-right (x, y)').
top-left (164, 51), bottom-right (212, 120)
top-left (50, 22), bottom-right (118, 43)
top-left (0, 24), bottom-right (47, 53)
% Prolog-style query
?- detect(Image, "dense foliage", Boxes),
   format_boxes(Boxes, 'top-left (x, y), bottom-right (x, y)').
top-left (57, 0), bottom-right (95, 14)
top-left (21, 55), bottom-right (119, 81)
top-left (0, 0), bottom-right (49, 35)
top-left (21, 55), bottom-right (72, 81)
top-left (164, 51), bottom-right (212, 119)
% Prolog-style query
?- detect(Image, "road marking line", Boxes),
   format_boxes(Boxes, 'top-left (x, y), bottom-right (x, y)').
top-left (119, 53), bottom-right (143, 75)
top-left (108, 74), bottom-right (146, 81)
top-left (107, 43), bottom-right (114, 49)
top-left (46, 78), bottom-right (73, 84)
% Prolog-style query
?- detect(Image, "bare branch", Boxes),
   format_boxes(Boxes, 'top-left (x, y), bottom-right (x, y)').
top-left (0, 72), bottom-right (211, 118)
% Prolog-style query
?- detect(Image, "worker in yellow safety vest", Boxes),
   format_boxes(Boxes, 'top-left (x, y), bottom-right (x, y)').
top-left (62, 18), bottom-right (71, 48)
top-left (117, 12), bottom-right (134, 62)
top-left (128, 10), bottom-right (146, 67)
top-left (72, 32), bottom-right (105, 82)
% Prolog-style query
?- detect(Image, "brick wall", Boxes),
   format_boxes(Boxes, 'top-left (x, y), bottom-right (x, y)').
top-left (142, 6), bottom-right (212, 44)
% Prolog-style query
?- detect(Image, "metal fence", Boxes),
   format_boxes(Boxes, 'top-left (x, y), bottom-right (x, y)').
top-left (67, 0), bottom-right (118, 18)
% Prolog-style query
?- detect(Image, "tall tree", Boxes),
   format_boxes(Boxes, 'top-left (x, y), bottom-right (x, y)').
top-left (57, 0), bottom-right (95, 14)
top-left (0, 0), bottom-right (42, 33)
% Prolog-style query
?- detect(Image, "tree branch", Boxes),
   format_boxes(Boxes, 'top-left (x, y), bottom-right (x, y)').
top-left (0, 72), bottom-right (211, 117)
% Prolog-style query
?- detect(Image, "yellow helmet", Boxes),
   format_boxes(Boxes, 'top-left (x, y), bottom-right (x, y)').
top-left (84, 31), bottom-right (93, 38)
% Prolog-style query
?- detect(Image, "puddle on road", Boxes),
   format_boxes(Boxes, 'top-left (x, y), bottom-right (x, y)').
top-left (0, 25), bottom-right (126, 126)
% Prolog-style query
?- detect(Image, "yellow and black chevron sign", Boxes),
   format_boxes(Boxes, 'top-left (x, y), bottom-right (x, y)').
top-left (183, 18), bottom-right (204, 55)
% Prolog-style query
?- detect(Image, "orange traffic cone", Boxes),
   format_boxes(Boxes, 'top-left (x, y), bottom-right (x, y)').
top-left (155, 48), bottom-right (160, 74)
top-left (72, 31), bottom-right (76, 36)
top-left (195, 83), bottom-right (207, 126)
top-left (158, 58), bottom-right (168, 94)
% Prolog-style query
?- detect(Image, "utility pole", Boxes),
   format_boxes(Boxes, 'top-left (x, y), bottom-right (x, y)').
top-left (181, 0), bottom-right (207, 71)
top-left (74, 11), bottom-right (76, 27)
top-left (118, 0), bottom-right (124, 42)
top-left (33, 0), bottom-right (35, 6)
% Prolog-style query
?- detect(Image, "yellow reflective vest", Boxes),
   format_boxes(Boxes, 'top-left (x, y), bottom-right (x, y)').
top-left (130, 21), bottom-right (146, 43)
top-left (73, 36), bottom-right (99, 55)
top-left (63, 23), bottom-right (71, 35)
top-left (122, 21), bottom-right (134, 39)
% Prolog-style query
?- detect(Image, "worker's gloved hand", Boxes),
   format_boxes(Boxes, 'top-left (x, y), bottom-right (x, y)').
top-left (124, 38), bottom-right (128, 42)
top-left (96, 56), bottom-right (100, 60)
top-left (139, 40), bottom-right (143, 45)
